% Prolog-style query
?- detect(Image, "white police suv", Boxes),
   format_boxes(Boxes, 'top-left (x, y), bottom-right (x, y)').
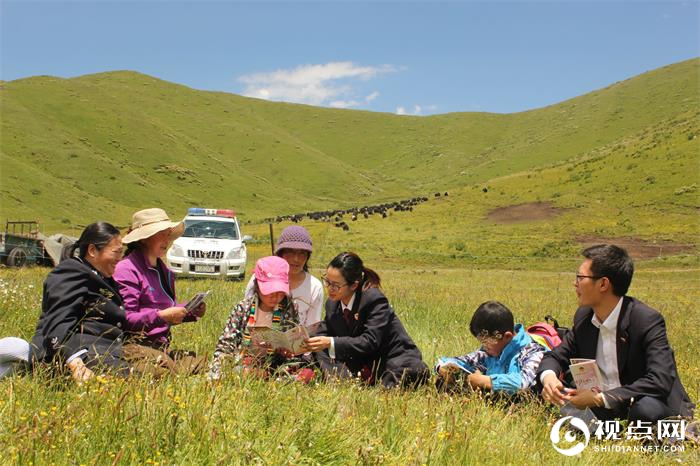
top-left (166, 208), bottom-right (251, 279)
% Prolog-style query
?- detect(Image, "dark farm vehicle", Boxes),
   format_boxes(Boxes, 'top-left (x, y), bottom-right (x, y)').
top-left (0, 221), bottom-right (75, 268)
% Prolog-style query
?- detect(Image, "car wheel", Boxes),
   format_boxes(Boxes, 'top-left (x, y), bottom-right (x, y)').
top-left (7, 247), bottom-right (29, 267)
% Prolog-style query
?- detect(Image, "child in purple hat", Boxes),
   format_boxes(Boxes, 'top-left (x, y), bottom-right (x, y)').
top-left (209, 256), bottom-right (314, 382)
top-left (244, 226), bottom-right (324, 327)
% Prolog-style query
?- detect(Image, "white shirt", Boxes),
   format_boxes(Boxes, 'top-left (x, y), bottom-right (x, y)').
top-left (291, 273), bottom-right (324, 326)
top-left (540, 297), bottom-right (624, 409)
top-left (245, 272), bottom-right (324, 326)
top-left (341, 294), bottom-right (356, 313)
top-left (329, 293), bottom-right (356, 359)
top-left (591, 297), bottom-right (623, 391)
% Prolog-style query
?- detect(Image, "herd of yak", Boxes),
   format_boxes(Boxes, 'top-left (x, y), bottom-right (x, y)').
top-left (260, 192), bottom-right (450, 231)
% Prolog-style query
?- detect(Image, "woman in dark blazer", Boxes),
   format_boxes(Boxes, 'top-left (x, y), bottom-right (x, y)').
top-left (304, 252), bottom-right (428, 388)
top-left (30, 222), bottom-right (130, 383)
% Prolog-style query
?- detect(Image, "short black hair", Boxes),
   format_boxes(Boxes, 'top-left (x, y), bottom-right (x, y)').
top-left (469, 301), bottom-right (515, 338)
top-left (582, 244), bottom-right (634, 296)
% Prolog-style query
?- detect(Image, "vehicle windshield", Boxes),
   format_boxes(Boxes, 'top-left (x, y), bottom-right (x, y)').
top-left (182, 220), bottom-right (239, 240)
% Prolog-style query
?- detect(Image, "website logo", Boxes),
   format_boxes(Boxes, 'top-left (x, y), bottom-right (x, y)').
top-left (550, 416), bottom-right (591, 456)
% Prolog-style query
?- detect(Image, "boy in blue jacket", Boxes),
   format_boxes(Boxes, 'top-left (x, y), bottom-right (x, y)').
top-left (435, 301), bottom-right (547, 395)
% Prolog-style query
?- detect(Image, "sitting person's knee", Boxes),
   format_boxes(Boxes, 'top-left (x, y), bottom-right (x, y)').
top-left (628, 396), bottom-right (672, 423)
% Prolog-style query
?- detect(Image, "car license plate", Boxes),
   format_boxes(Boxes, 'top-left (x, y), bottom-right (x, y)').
top-left (195, 265), bottom-right (215, 273)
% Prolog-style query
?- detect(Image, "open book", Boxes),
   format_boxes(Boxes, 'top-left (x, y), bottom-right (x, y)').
top-left (436, 357), bottom-right (477, 375)
top-left (570, 358), bottom-right (604, 391)
top-left (249, 322), bottom-right (321, 356)
top-left (185, 290), bottom-right (211, 313)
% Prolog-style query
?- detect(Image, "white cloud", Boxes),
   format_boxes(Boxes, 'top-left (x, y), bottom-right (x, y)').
top-left (238, 62), bottom-right (396, 107)
top-left (395, 105), bottom-right (423, 116)
top-left (365, 91), bottom-right (380, 103)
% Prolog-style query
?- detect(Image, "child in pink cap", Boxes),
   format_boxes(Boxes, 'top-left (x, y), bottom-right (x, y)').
top-left (208, 256), bottom-right (314, 382)
top-left (244, 225), bottom-right (323, 327)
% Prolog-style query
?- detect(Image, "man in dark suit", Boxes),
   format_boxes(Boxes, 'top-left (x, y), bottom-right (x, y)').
top-left (538, 244), bottom-right (694, 421)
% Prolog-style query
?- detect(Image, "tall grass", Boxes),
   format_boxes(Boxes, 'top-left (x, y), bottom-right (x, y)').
top-left (1, 265), bottom-right (698, 465)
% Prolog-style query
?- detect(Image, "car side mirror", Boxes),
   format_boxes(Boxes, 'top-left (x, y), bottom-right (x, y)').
top-left (242, 235), bottom-right (253, 242)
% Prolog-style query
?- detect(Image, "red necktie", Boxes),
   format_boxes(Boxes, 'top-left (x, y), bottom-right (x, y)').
top-left (342, 307), bottom-right (352, 326)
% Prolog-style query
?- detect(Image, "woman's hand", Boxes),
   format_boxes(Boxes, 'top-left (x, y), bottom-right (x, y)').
top-left (158, 306), bottom-right (188, 325)
top-left (67, 358), bottom-right (94, 385)
top-left (303, 336), bottom-right (331, 352)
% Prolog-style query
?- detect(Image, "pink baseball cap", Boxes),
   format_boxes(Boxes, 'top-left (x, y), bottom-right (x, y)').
top-left (254, 256), bottom-right (290, 296)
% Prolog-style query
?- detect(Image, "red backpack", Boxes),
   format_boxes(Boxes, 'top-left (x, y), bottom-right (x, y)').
top-left (527, 315), bottom-right (567, 350)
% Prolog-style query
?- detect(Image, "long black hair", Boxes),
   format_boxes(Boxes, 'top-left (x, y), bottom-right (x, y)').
top-left (328, 251), bottom-right (381, 290)
top-left (65, 222), bottom-right (121, 260)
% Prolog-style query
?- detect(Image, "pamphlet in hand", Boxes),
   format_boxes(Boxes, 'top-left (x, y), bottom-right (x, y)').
top-left (569, 358), bottom-right (604, 391)
top-left (249, 324), bottom-right (312, 356)
top-left (436, 357), bottom-right (477, 375)
top-left (185, 290), bottom-right (211, 314)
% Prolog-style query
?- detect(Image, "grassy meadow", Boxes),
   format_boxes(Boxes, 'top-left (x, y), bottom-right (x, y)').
top-left (0, 264), bottom-right (698, 465)
top-left (1, 57), bottom-right (699, 464)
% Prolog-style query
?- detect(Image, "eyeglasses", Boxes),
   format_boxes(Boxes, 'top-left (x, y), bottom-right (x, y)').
top-left (575, 274), bottom-right (602, 283)
top-left (475, 332), bottom-right (503, 346)
top-left (321, 275), bottom-right (349, 292)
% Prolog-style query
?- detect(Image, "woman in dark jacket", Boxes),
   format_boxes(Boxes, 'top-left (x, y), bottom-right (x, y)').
top-left (304, 252), bottom-right (429, 388)
top-left (30, 222), bottom-right (129, 383)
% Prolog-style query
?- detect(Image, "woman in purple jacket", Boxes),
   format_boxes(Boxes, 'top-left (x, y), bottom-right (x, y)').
top-left (113, 208), bottom-right (207, 376)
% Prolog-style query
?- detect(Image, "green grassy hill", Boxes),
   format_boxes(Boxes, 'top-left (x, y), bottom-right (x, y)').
top-left (1, 59), bottom-right (698, 233)
top-left (244, 106), bottom-right (699, 270)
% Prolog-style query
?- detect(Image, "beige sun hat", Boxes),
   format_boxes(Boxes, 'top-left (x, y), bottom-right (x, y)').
top-left (122, 208), bottom-right (185, 244)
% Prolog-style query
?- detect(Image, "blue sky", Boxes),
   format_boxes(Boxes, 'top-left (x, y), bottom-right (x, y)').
top-left (1, 1), bottom-right (698, 115)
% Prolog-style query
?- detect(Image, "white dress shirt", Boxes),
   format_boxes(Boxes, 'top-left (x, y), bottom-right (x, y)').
top-left (329, 294), bottom-right (355, 360)
top-left (591, 296), bottom-right (623, 391)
